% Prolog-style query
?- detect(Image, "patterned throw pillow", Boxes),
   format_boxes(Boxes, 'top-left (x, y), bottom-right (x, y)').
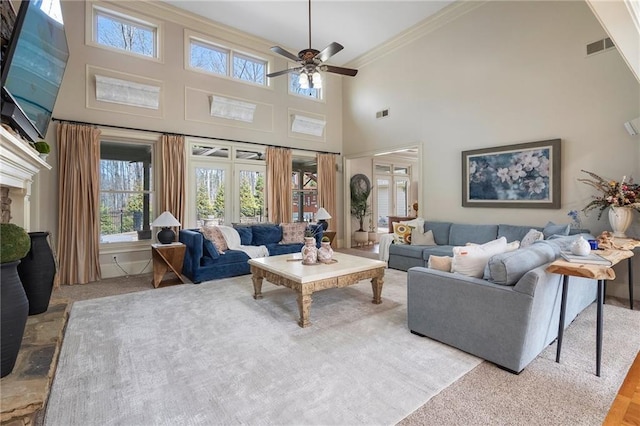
top-left (393, 222), bottom-right (413, 244)
top-left (521, 229), bottom-right (544, 248)
top-left (200, 226), bottom-right (228, 254)
top-left (280, 222), bottom-right (307, 244)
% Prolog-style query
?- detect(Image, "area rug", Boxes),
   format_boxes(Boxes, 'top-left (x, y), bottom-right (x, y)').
top-left (44, 269), bottom-right (481, 425)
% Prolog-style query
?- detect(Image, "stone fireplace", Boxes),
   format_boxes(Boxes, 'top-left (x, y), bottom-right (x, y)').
top-left (0, 125), bottom-right (51, 230)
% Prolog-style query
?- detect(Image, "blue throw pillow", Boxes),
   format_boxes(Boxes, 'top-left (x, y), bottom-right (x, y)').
top-left (252, 225), bottom-right (282, 245)
top-left (236, 227), bottom-right (253, 245)
top-left (203, 239), bottom-right (220, 260)
top-left (542, 222), bottom-right (570, 239)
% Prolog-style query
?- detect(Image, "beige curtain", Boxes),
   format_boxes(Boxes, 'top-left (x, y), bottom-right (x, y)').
top-left (266, 147), bottom-right (292, 223)
top-left (159, 134), bottom-right (186, 234)
top-left (56, 123), bottom-right (102, 286)
top-left (317, 153), bottom-right (337, 231)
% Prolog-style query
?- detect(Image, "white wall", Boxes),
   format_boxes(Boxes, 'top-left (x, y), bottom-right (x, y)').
top-left (342, 1), bottom-right (640, 295)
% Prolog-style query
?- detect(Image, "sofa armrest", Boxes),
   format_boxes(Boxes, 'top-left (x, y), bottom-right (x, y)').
top-left (179, 229), bottom-right (204, 280)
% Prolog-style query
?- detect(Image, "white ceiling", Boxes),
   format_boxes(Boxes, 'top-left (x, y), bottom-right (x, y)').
top-left (163, 1), bottom-right (456, 65)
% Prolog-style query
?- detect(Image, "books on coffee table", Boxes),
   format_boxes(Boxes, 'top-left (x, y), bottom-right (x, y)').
top-left (560, 251), bottom-right (612, 266)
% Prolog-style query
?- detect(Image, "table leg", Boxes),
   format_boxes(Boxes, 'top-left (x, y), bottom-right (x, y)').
top-left (628, 257), bottom-right (634, 310)
top-left (596, 279), bottom-right (604, 377)
top-left (556, 275), bottom-right (569, 363)
top-left (371, 276), bottom-right (384, 304)
top-left (297, 288), bottom-right (313, 328)
top-left (252, 274), bottom-right (264, 300)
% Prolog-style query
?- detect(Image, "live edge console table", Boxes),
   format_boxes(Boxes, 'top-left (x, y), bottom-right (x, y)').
top-left (546, 248), bottom-right (635, 377)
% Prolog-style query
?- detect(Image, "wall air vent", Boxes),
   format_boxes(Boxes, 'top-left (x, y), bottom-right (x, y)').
top-left (376, 108), bottom-right (390, 119)
top-left (586, 37), bottom-right (615, 56)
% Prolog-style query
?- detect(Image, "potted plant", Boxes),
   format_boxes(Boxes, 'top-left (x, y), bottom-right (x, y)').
top-left (0, 223), bottom-right (31, 377)
top-left (350, 174), bottom-right (371, 246)
top-left (34, 141), bottom-right (50, 161)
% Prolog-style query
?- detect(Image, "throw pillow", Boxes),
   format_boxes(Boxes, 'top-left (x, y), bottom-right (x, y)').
top-left (200, 226), bottom-right (228, 254)
top-left (236, 227), bottom-right (253, 245)
top-left (202, 239), bottom-right (220, 260)
top-left (393, 222), bottom-right (413, 244)
top-left (521, 229), bottom-right (544, 248)
top-left (411, 229), bottom-right (436, 246)
top-left (543, 222), bottom-right (571, 239)
top-left (401, 217), bottom-right (425, 233)
top-left (280, 222), bottom-right (307, 244)
top-left (506, 240), bottom-right (521, 252)
top-left (428, 255), bottom-right (452, 272)
top-left (451, 237), bottom-right (508, 278)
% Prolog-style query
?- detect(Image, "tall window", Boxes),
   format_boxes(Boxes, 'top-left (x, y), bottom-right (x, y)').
top-left (291, 157), bottom-right (318, 222)
top-left (188, 37), bottom-right (267, 86)
top-left (100, 141), bottom-right (153, 243)
top-left (93, 7), bottom-right (158, 58)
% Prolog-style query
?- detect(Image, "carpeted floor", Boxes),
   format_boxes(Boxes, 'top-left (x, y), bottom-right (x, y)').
top-left (48, 249), bottom-right (640, 425)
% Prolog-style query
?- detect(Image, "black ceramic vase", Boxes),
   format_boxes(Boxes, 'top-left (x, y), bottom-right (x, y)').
top-left (1, 260), bottom-right (29, 377)
top-left (17, 232), bottom-right (56, 315)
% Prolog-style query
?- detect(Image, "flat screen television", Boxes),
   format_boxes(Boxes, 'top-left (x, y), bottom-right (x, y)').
top-left (1, 0), bottom-right (69, 142)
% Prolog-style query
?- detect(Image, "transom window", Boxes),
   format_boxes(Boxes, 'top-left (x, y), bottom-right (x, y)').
top-left (188, 37), bottom-right (267, 86)
top-left (92, 7), bottom-right (159, 59)
top-left (289, 73), bottom-right (321, 99)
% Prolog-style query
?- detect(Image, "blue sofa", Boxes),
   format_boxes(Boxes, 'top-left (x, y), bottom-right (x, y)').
top-left (407, 236), bottom-right (597, 373)
top-left (388, 221), bottom-right (588, 271)
top-left (179, 223), bottom-right (323, 283)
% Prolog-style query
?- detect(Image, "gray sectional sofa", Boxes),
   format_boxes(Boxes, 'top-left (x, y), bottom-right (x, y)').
top-left (403, 222), bottom-right (597, 373)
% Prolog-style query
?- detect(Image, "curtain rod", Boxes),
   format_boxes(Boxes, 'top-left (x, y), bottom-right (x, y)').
top-left (51, 117), bottom-right (341, 156)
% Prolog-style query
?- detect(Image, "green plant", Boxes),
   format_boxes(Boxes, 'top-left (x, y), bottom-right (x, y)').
top-left (321, 236), bottom-right (330, 243)
top-left (0, 223), bottom-right (31, 263)
top-left (34, 141), bottom-right (50, 154)
top-left (350, 174), bottom-right (372, 232)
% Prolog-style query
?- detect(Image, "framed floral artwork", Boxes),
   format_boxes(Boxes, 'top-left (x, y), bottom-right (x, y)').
top-left (462, 139), bottom-right (561, 208)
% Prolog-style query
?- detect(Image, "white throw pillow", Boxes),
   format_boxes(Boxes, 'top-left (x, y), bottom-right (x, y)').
top-left (401, 217), bottom-right (425, 233)
top-left (451, 237), bottom-right (508, 278)
top-left (428, 255), bottom-right (452, 272)
top-left (411, 229), bottom-right (436, 246)
top-left (506, 240), bottom-right (521, 252)
top-left (521, 229), bottom-right (544, 248)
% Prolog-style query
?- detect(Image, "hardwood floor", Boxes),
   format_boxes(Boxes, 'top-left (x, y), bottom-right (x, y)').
top-left (604, 350), bottom-right (640, 425)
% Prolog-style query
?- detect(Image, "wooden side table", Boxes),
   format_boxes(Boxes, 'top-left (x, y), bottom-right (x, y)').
top-left (151, 243), bottom-right (187, 288)
top-left (546, 249), bottom-right (634, 376)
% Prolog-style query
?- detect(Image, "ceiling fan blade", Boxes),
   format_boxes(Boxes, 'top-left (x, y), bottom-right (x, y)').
top-left (315, 42), bottom-right (344, 63)
top-left (270, 46), bottom-right (301, 62)
top-left (267, 67), bottom-right (302, 78)
top-left (320, 65), bottom-right (358, 77)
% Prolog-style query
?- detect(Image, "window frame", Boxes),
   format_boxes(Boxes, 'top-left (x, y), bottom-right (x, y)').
top-left (185, 30), bottom-right (270, 89)
top-left (86, 2), bottom-right (163, 63)
top-left (98, 135), bottom-right (157, 249)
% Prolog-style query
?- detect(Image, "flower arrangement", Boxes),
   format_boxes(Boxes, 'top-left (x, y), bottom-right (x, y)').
top-left (578, 170), bottom-right (640, 219)
top-left (567, 210), bottom-right (582, 229)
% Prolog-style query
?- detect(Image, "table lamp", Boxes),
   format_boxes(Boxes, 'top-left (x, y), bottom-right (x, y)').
top-left (151, 211), bottom-right (181, 244)
top-left (316, 207), bottom-right (332, 231)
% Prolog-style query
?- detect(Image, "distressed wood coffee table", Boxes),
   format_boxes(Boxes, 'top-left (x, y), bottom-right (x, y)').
top-left (249, 252), bottom-right (386, 327)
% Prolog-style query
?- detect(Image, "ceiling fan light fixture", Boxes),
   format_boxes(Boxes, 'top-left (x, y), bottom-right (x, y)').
top-left (312, 71), bottom-right (322, 89)
top-left (299, 72), bottom-right (309, 89)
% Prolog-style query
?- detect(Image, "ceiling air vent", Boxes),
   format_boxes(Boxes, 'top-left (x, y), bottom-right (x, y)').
top-left (376, 108), bottom-right (390, 119)
top-left (586, 37), bottom-right (615, 56)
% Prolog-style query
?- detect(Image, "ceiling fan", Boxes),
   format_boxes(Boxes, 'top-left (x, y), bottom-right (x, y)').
top-left (267, 0), bottom-right (358, 89)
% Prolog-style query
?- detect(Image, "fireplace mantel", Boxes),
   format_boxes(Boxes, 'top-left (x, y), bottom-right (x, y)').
top-left (0, 126), bottom-right (51, 230)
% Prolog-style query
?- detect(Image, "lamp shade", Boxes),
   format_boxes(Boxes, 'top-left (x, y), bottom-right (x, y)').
top-left (316, 208), bottom-right (332, 221)
top-left (151, 211), bottom-right (181, 227)
top-left (151, 211), bottom-right (181, 244)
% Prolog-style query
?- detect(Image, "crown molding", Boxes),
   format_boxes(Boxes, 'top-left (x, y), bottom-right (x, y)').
top-left (347, 1), bottom-right (488, 70)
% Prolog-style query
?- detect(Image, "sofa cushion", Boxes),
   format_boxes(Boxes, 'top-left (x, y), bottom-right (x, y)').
top-left (411, 229), bottom-right (436, 246)
top-left (236, 227), bottom-right (253, 245)
top-left (427, 255), bottom-right (452, 272)
top-left (200, 226), bottom-right (228, 254)
top-left (421, 245), bottom-right (457, 260)
top-left (388, 243), bottom-right (425, 259)
top-left (425, 221), bottom-right (452, 245)
top-left (498, 224), bottom-right (542, 243)
top-left (487, 242), bottom-right (557, 285)
top-left (266, 243), bottom-right (303, 256)
top-left (252, 225), bottom-right (282, 245)
top-left (280, 222), bottom-right (307, 244)
top-left (201, 249), bottom-right (249, 266)
top-left (542, 222), bottom-right (570, 239)
top-left (449, 224), bottom-right (499, 246)
top-left (393, 222), bottom-right (413, 244)
top-left (202, 239), bottom-right (220, 260)
top-left (521, 229), bottom-right (544, 248)
top-left (451, 237), bottom-right (507, 278)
